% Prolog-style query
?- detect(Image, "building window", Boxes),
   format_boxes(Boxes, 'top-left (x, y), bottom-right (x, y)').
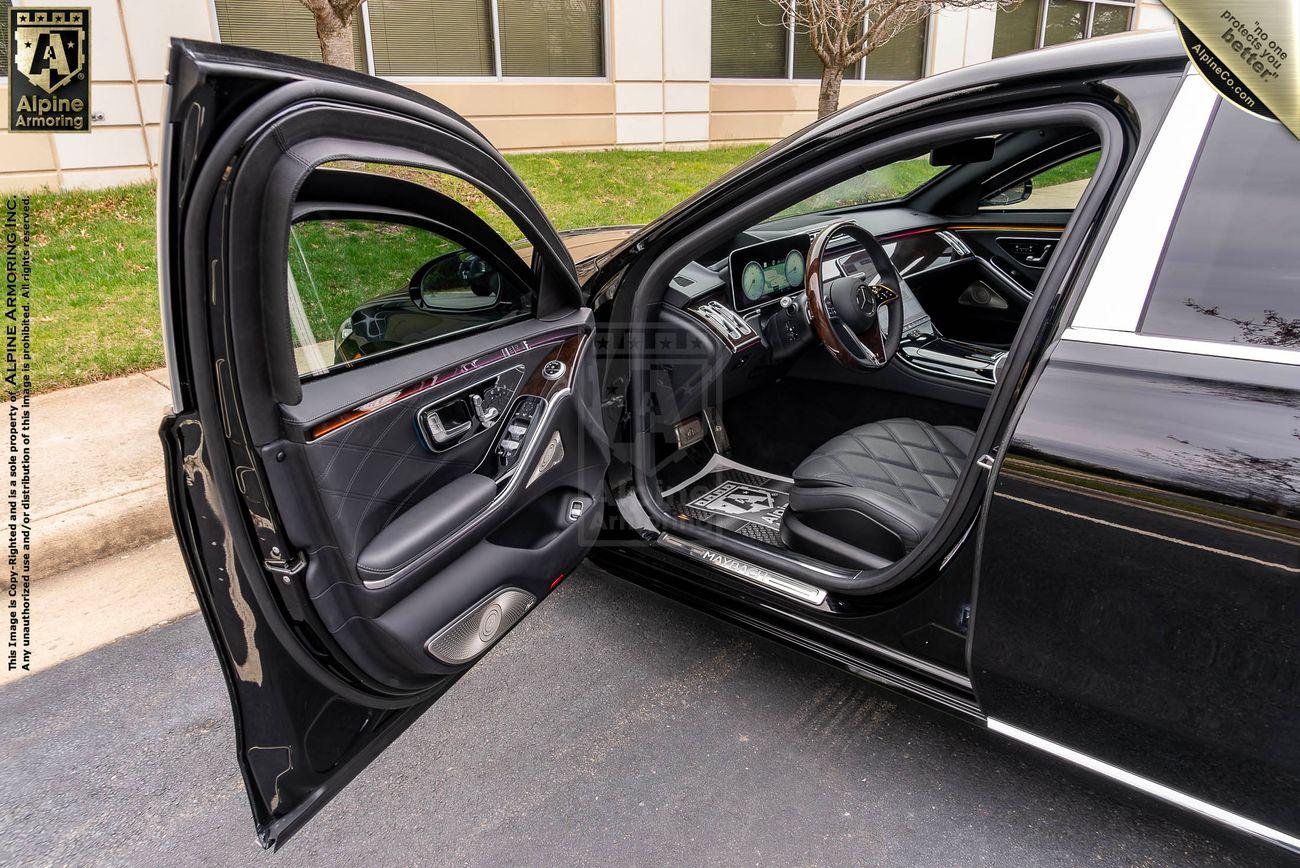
top-left (714, 0), bottom-right (927, 81)
top-left (367, 1), bottom-right (495, 76)
top-left (214, 0), bottom-right (367, 68)
top-left (215, 0), bottom-right (604, 78)
top-left (992, 0), bottom-right (1134, 58)
top-left (498, 0), bottom-right (604, 77)
top-left (713, 0), bottom-right (787, 78)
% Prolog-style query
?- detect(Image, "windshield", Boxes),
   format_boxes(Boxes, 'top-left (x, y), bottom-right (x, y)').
top-left (767, 156), bottom-right (944, 222)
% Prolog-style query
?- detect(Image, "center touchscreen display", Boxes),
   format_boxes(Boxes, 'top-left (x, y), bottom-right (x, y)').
top-left (729, 235), bottom-right (810, 312)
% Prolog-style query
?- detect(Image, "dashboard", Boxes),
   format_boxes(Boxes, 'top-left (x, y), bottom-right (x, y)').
top-left (729, 235), bottom-right (810, 312)
top-left (648, 206), bottom-right (1064, 433)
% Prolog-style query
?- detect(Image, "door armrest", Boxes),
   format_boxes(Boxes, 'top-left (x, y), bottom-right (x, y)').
top-left (357, 473), bottom-right (496, 579)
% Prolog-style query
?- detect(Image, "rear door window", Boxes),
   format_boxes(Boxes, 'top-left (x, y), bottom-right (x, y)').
top-left (1138, 107), bottom-right (1300, 349)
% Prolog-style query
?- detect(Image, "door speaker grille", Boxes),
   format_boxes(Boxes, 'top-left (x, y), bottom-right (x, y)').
top-left (424, 587), bottom-right (536, 665)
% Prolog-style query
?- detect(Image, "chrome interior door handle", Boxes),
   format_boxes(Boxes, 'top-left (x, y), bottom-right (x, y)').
top-left (426, 411), bottom-right (472, 445)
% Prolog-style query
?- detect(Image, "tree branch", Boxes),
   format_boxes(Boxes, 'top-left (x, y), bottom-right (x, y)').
top-left (768, 0), bottom-right (1027, 114)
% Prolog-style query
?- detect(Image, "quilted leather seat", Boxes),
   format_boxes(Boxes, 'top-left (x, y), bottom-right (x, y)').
top-left (781, 418), bottom-right (975, 565)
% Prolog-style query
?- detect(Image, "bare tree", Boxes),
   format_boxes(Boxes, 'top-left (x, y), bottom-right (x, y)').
top-left (773, 0), bottom-right (1019, 118)
top-left (296, 0), bottom-right (364, 69)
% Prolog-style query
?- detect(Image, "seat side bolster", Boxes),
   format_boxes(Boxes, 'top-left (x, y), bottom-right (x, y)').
top-left (789, 485), bottom-right (933, 549)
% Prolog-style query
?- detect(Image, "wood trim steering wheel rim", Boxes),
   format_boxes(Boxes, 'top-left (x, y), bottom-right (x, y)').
top-left (804, 219), bottom-right (905, 371)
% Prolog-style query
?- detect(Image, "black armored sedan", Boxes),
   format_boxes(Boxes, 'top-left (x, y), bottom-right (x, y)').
top-left (157, 29), bottom-right (1300, 854)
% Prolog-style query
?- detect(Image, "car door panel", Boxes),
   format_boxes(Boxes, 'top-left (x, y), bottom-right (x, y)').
top-left (159, 40), bottom-right (610, 847)
top-left (270, 330), bottom-right (608, 687)
top-left (970, 339), bottom-right (1300, 836)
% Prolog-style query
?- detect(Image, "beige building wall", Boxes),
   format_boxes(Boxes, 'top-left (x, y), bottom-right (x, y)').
top-left (0, 0), bottom-right (1173, 191)
top-left (1, 0), bottom-right (213, 192)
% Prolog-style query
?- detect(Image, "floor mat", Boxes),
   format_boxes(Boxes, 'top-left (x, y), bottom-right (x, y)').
top-left (662, 455), bottom-right (793, 548)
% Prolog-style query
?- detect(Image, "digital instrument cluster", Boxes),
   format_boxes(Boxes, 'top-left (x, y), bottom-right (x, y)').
top-left (729, 235), bottom-right (811, 311)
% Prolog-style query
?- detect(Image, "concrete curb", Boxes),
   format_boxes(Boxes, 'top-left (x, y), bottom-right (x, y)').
top-left (33, 369), bottom-right (175, 582)
top-left (35, 484), bottom-right (174, 580)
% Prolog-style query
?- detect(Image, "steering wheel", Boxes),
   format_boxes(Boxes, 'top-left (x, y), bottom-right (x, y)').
top-left (804, 220), bottom-right (904, 371)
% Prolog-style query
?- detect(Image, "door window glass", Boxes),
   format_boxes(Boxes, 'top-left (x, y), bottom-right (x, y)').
top-left (983, 150), bottom-right (1099, 211)
top-left (1138, 108), bottom-right (1300, 349)
top-left (286, 162), bottom-right (536, 379)
top-left (287, 219), bottom-right (534, 378)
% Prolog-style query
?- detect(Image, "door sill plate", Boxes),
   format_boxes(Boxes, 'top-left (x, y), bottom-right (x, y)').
top-left (657, 533), bottom-right (828, 606)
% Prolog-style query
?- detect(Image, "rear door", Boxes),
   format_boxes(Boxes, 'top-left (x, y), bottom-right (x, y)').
top-left (970, 78), bottom-right (1300, 850)
top-left (158, 41), bottom-right (610, 848)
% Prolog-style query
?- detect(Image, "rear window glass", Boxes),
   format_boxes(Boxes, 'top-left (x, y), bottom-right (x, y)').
top-left (1138, 107), bottom-right (1300, 349)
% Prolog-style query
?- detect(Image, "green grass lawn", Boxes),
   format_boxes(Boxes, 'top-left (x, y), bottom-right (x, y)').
top-left (31, 145), bottom-right (766, 393)
top-left (30, 142), bottom-right (1096, 394)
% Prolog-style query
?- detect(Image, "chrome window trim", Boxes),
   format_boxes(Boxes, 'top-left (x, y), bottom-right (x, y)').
top-left (934, 229), bottom-right (970, 257)
top-left (988, 718), bottom-right (1300, 854)
top-left (1062, 327), bottom-right (1300, 366)
top-left (1070, 72), bottom-right (1218, 334)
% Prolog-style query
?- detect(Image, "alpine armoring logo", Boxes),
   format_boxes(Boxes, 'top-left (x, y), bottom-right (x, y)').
top-left (8, 7), bottom-right (91, 133)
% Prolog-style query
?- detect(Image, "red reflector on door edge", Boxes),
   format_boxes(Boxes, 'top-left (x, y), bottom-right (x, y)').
top-left (550, 573), bottom-right (566, 590)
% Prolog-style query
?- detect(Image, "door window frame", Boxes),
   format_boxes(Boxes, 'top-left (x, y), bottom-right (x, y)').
top-left (1066, 73), bottom-right (1300, 367)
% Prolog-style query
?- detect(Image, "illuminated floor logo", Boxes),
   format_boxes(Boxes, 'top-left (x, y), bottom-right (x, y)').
top-left (687, 481), bottom-right (788, 530)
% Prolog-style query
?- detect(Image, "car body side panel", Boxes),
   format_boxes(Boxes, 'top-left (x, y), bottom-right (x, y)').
top-left (971, 338), bottom-right (1300, 833)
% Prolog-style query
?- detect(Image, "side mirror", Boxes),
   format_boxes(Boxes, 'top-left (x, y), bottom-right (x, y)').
top-left (409, 250), bottom-right (501, 313)
top-left (981, 178), bottom-right (1033, 208)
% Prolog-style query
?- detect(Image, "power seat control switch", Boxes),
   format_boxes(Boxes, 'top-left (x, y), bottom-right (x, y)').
top-left (497, 396), bottom-right (543, 476)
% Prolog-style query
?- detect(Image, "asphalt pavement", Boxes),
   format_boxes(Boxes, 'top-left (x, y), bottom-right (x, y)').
top-left (0, 563), bottom-right (1285, 867)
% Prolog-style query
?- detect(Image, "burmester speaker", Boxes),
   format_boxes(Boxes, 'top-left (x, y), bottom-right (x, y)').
top-left (424, 588), bottom-right (536, 665)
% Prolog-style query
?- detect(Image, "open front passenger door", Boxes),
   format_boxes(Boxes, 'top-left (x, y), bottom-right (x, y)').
top-left (158, 41), bottom-right (610, 848)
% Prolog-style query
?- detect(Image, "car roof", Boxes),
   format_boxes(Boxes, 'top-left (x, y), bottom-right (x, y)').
top-left (782, 30), bottom-right (1188, 151)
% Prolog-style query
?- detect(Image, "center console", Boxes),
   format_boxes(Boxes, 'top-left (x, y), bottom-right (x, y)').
top-left (897, 321), bottom-right (1007, 386)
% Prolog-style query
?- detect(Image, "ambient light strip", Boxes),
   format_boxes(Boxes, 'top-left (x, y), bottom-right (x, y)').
top-left (987, 718), bottom-right (1300, 853)
top-left (306, 334), bottom-right (569, 440)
